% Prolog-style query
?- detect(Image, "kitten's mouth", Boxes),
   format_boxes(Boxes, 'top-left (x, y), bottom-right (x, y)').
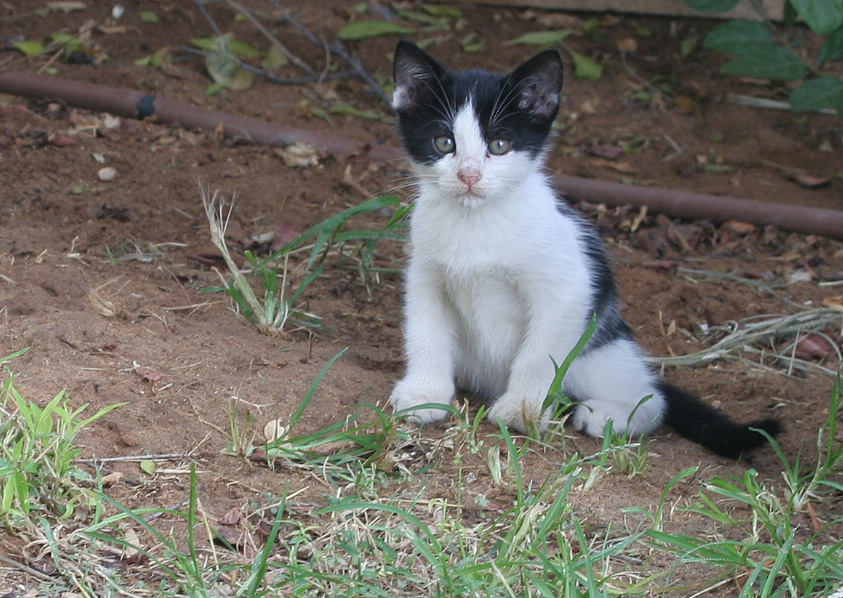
top-left (457, 191), bottom-right (485, 207)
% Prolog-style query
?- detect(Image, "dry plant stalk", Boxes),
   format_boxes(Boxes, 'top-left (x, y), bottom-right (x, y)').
top-left (650, 307), bottom-right (843, 376)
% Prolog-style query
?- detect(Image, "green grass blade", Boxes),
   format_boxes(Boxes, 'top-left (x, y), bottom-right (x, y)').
top-left (286, 349), bottom-right (346, 432)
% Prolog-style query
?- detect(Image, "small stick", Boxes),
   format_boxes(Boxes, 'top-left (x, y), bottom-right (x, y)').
top-left (193, 0), bottom-right (223, 37)
top-left (727, 92), bottom-right (837, 116)
top-left (266, 1), bottom-right (392, 105)
top-left (144, 499), bottom-right (191, 523)
top-left (0, 553), bottom-right (53, 582)
top-left (80, 453), bottom-right (193, 463)
top-left (331, 40), bottom-right (392, 106)
top-left (223, 0), bottom-right (317, 76)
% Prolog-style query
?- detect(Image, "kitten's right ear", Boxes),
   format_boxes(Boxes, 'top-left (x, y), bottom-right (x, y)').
top-left (392, 40), bottom-right (446, 112)
top-left (503, 49), bottom-right (564, 123)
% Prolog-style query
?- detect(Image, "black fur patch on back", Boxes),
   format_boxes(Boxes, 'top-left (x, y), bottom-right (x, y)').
top-left (555, 200), bottom-right (631, 351)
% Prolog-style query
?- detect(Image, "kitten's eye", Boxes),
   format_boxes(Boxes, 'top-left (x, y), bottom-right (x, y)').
top-left (488, 138), bottom-right (512, 155)
top-left (433, 136), bottom-right (455, 154)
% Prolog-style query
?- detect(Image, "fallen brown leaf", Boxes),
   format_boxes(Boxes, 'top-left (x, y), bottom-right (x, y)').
top-left (793, 334), bottom-right (835, 360)
top-left (136, 367), bottom-right (163, 383)
top-left (101, 471), bottom-right (124, 486)
top-left (219, 507), bottom-right (242, 526)
top-left (590, 158), bottom-right (638, 173)
top-left (308, 440), bottom-right (355, 456)
top-left (787, 172), bottom-right (832, 189)
top-left (587, 144), bottom-right (624, 160)
top-left (47, 133), bottom-right (77, 147)
top-left (616, 37), bottom-right (637, 53)
top-left (822, 295), bottom-right (843, 311)
top-left (722, 220), bottom-right (756, 235)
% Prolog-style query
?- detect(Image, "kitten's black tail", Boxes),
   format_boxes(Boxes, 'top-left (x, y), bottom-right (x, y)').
top-left (658, 380), bottom-right (781, 459)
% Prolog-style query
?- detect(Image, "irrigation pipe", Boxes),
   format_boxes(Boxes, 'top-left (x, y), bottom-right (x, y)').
top-left (1, 69), bottom-right (841, 240)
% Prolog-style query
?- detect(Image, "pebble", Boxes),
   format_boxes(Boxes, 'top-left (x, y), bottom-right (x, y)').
top-left (98, 166), bottom-right (117, 182)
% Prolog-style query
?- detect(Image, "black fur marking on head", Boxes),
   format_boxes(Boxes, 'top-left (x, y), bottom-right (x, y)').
top-left (392, 40), bottom-right (447, 113)
top-left (392, 41), bottom-right (565, 163)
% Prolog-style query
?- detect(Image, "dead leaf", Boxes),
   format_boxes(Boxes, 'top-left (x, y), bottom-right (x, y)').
top-left (122, 528), bottom-right (140, 559)
top-left (722, 220), bottom-right (756, 234)
top-left (219, 507), bottom-right (242, 526)
top-left (787, 269), bottom-right (813, 284)
top-left (48, 133), bottom-right (77, 147)
top-left (271, 222), bottom-right (300, 252)
top-left (793, 334), bottom-right (835, 360)
top-left (587, 145), bottom-right (624, 160)
top-left (274, 142), bottom-right (321, 168)
top-left (787, 173), bottom-right (832, 189)
top-left (822, 296), bottom-right (843, 311)
top-left (308, 440), bottom-right (355, 456)
top-left (101, 471), bottom-right (124, 486)
top-left (616, 37), bottom-right (637, 53)
top-left (136, 367), bottom-right (162, 383)
top-left (674, 96), bottom-right (699, 114)
top-left (590, 158), bottom-right (638, 174)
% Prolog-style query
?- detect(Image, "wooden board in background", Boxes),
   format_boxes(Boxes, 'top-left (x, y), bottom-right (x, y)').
top-left (457, 0), bottom-right (786, 20)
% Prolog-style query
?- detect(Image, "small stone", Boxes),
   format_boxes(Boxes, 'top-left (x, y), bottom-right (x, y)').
top-left (98, 166), bottom-right (116, 182)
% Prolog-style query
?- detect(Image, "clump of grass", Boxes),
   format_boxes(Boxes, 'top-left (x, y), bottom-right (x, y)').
top-left (200, 185), bottom-right (406, 334)
top-left (0, 349), bottom-right (125, 528)
top-left (771, 371), bottom-right (843, 511)
top-left (258, 350), bottom-right (442, 487)
top-left (200, 186), bottom-right (323, 334)
top-left (647, 371), bottom-right (843, 597)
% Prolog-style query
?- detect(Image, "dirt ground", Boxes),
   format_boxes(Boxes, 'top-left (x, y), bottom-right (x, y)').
top-left (1, 0), bottom-right (842, 594)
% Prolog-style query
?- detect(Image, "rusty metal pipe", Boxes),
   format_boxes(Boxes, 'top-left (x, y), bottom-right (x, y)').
top-left (1, 69), bottom-right (841, 240)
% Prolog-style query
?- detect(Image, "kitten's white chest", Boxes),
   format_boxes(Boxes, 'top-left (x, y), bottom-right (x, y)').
top-left (442, 264), bottom-right (526, 397)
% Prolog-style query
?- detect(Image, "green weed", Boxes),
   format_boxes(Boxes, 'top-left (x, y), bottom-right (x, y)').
top-left (684, 0), bottom-right (843, 115)
top-left (0, 350), bottom-right (125, 528)
top-left (200, 186), bottom-right (405, 334)
top-left (646, 371), bottom-right (843, 597)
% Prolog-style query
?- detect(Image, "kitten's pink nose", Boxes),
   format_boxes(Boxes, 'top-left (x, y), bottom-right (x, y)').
top-left (459, 171), bottom-right (481, 190)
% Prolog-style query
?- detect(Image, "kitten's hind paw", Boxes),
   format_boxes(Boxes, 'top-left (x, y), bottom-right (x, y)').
top-left (571, 399), bottom-right (663, 439)
top-left (390, 379), bottom-right (454, 425)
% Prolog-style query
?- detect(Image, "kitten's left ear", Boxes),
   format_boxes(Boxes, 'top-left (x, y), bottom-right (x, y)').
top-left (392, 40), bottom-right (447, 113)
top-left (504, 49), bottom-right (564, 123)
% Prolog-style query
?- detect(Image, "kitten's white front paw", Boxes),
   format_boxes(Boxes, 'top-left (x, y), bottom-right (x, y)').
top-left (572, 397), bottom-right (663, 438)
top-left (487, 392), bottom-right (550, 434)
top-left (390, 378), bottom-right (455, 425)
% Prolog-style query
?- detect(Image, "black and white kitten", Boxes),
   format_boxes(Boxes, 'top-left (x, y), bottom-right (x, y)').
top-left (389, 40), bottom-right (780, 458)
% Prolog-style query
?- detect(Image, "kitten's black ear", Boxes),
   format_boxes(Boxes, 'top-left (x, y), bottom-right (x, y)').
top-left (503, 49), bottom-right (564, 123)
top-left (392, 40), bottom-right (447, 112)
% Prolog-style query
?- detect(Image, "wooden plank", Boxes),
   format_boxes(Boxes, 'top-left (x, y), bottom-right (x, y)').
top-left (457, 0), bottom-right (786, 20)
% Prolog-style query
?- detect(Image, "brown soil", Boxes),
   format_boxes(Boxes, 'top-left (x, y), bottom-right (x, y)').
top-left (1, 1), bottom-right (842, 595)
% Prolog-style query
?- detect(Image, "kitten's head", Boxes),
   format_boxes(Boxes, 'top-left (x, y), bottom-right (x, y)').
top-left (392, 41), bottom-right (563, 207)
